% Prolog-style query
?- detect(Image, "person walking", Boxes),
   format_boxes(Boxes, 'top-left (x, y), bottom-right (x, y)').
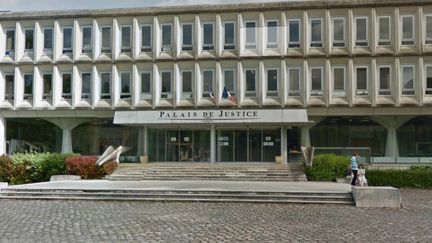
top-left (350, 152), bottom-right (359, 186)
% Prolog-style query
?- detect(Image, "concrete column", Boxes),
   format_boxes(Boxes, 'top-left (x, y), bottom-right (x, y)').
top-left (0, 115), bottom-right (6, 155)
top-left (281, 125), bottom-right (287, 164)
top-left (44, 118), bottom-right (92, 153)
top-left (61, 128), bottom-right (72, 153)
top-left (300, 126), bottom-right (311, 148)
top-left (210, 124), bottom-right (216, 163)
top-left (386, 126), bottom-right (398, 157)
top-left (144, 126), bottom-right (148, 156)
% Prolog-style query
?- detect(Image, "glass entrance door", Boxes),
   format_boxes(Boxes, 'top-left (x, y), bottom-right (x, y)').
top-left (179, 130), bottom-right (193, 162)
top-left (166, 130), bottom-right (179, 162)
top-left (287, 127), bottom-right (301, 162)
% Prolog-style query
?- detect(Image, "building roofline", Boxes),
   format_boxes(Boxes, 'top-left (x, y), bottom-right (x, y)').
top-left (1, 0), bottom-right (432, 21)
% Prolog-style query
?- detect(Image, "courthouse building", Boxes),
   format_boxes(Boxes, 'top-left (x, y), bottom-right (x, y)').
top-left (1, 0), bottom-right (432, 163)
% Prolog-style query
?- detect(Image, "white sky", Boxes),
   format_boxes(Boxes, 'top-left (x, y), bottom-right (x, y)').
top-left (0, 0), bottom-right (300, 12)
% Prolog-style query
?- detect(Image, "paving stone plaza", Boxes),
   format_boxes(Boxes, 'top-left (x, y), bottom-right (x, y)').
top-left (0, 189), bottom-right (430, 242)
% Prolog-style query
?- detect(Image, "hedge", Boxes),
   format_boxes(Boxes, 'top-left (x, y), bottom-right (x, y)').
top-left (367, 166), bottom-right (432, 188)
top-left (305, 154), bottom-right (350, 181)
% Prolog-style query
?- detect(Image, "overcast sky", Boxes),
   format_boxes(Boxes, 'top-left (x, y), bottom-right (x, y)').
top-left (0, 0), bottom-right (298, 12)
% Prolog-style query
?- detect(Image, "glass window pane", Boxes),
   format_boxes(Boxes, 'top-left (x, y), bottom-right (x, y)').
top-left (182, 24), bottom-right (192, 46)
top-left (62, 74), bottom-right (71, 95)
top-left (6, 30), bottom-right (15, 50)
top-left (311, 20), bottom-right (322, 42)
top-left (403, 66), bottom-right (414, 89)
top-left (121, 26), bottom-right (131, 48)
top-left (101, 73), bottom-right (111, 97)
top-left (63, 28), bottom-right (72, 49)
top-left (44, 29), bottom-right (53, 49)
top-left (25, 29), bottom-right (34, 50)
top-left (402, 16), bottom-right (413, 39)
top-left (224, 70), bottom-right (235, 93)
top-left (333, 68), bottom-right (345, 91)
top-left (224, 23), bottom-right (234, 45)
top-left (203, 23), bottom-right (213, 45)
top-left (267, 69), bottom-right (278, 91)
top-left (311, 68), bottom-right (322, 90)
top-left (162, 25), bottom-right (172, 46)
top-left (182, 71), bottom-right (192, 92)
top-left (161, 72), bottom-right (171, 93)
top-left (379, 17), bottom-right (390, 40)
top-left (333, 18), bottom-right (344, 41)
top-left (356, 18), bottom-right (367, 40)
top-left (356, 68), bottom-right (367, 90)
top-left (427, 67), bottom-right (432, 89)
top-left (24, 74), bottom-right (33, 95)
top-left (43, 74), bottom-right (52, 95)
top-left (82, 73), bottom-right (91, 94)
top-left (203, 70), bottom-right (213, 92)
top-left (267, 21), bottom-right (278, 45)
top-left (246, 22), bottom-right (256, 45)
top-left (379, 67), bottom-right (390, 90)
top-left (82, 27), bottom-right (92, 51)
top-left (101, 27), bottom-right (111, 49)
top-left (427, 16), bottom-right (432, 40)
top-left (289, 20), bottom-right (299, 42)
top-left (141, 73), bottom-right (151, 93)
top-left (246, 70), bottom-right (256, 91)
top-left (121, 72), bottom-right (131, 94)
top-left (141, 25), bottom-right (151, 48)
top-left (289, 69), bottom-right (300, 91)
top-left (5, 75), bottom-right (14, 97)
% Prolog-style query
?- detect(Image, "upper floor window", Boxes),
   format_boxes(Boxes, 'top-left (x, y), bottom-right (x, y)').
top-left (378, 16), bottom-right (391, 46)
top-left (5, 29), bottom-right (15, 56)
top-left (426, 65), bottom-right (432, 95)
top-left (287, 67), bottom-right (300, 97)
top-left (332, 18), bottom-right (345, 47)
top-left (332, 66), bottom-right (345, 97)
top-left (378, 66), bottom-right (391, 95)
top-left (121, 26), bottom-right (132, 53)
top-left (101, 26), bottom-right (112, 54)
top-left (43, 28), bottom-right (53, 53)
top-left (288, 19), bottom-right (300, 48)
top-left (140, 72), bottom-right (152, 100)
top-left (401, 15), bottom-right (415, 46)
top-left (141, 25), bottom-right (152, 52)
top-left (267, 20), bottom-right (278, 49)
top-left (23, 73), bottom-right (33, 100)
top-left (426, 15), bottom-right (432, 45)
top-left (202, 70), bottom-right (214, 98)
top-left (42, 73), bottom-right (52, 100)
top-left (24, 29), bottom-right (34, 52)
top-left (81, 72), bottom-right (91, 100)
top-left (203, 23), bottom-right (214, 51)
top-left (120, 72), bottom-right (131, 99)
top-left (310, 67), bottom-right (323, 96)
top-left (161, 71), bottom-right (172, 99)
top-left (266, 69), bottom-right (278, 97)
top-left (182, 23), bottom-right (193, 51)
top-left (62, 27), bottom-right (73, 54)
top-left (100, 72), bottom-right (111, 100)
top-left (62, 73), bottom-right (72, 99)
top-left (310, 19), bottom-right (322, 48)
top-left (5, 74), bottom-right (14, 100)
top-left (355, 66), bottom-right (368, 96)
top-left (82, 26), bottom-right (92, 54)
top-left (224, 69), bottom-right (236, 96)
top-left (245, 69), bottom-right (256, 97)
top-left (355, 17), bottom-right (368, 47)
top-left (245, 21), bottom-right (256, 49)
top-left (161, 24), bottom-right (172, 51)
top-left (401, 65), bottom-right (415, 95)
top-left (181, 70), bottom-right (193, 99)
top-left (224, 22), bottom-right (235, 50)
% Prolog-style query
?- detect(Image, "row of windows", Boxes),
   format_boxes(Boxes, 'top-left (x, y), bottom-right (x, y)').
top-left (3, 13), bottom-right (432, 58)
top-left (3, 64), bottom-right (432, 103)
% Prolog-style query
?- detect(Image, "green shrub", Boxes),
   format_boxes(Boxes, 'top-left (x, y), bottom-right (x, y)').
top-left (367, 169), bottom-right (432, 188)
top-left (305, 154), bottom-right (350, 181)
top-left (0, 156), bottom-right (13, 182)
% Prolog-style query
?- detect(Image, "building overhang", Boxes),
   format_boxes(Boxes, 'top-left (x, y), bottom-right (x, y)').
top-left (114, 109), bottom-right (309, 126)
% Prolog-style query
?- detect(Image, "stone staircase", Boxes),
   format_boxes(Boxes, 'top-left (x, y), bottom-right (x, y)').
top-left (106, 163), bottom-right (308, 182)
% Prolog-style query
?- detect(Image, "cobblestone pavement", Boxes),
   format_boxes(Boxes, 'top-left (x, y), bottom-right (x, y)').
top-left (0, 189), bottom-right (431, 242)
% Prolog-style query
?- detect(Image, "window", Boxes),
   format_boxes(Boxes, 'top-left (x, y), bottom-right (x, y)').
top-left (426, 15), bottom-right (432, 44)
top-left (378, 66), bottom-right (391, 95)
top-left (245, 69), bottom-right (256, 97)
top-left (161, 24), bottom-right (172, 51)
top-left (202, 70), bottom-right (214, 98)
top-left (355, 17), bottom-right (368, 47)
top-left (355, 67), bottom-right (368, 96)
top-left (224, 70), bottom-right (236, 96)
top-left (287, 68), bottom-right (300, 96)
top-left (140, 72), bottom-right (152, 99)
top-left (401, 15), bottom-right (414, 46)
top-left (182, 23), bottom-right (193, 51)
top-left (101, 27), bottom-right (112, 54)
top-left (401, 65), bottom-right (415, 95)
top-left (182, 71), bottom-right (193, 99)
top-left (5, 29), bottom-right (15, 56)
top-left (82, 26), bottom-right (92, 54)
top-left (5, 74), bottom-right (14, 100)
top-left (310, 67), bottom-right (323, 96)
top-left (378, 16), bottom-right (391, 46)
top-left (426, 66), bottom-right (432, 95)
top-left (310, 19), bottom-right (322, 48)
top-left (63, 27), bottom-right (73, 54)
top-left (333, 67), bottom-right (345, 97)
top-left (120, 72), bottom-right (131, 99)
top-left (42, 73), bottom-right (52, 100)
top-left (332, 18), bottom-right (345, 47)
top-left (43, 28), bottom-right (53, 52)
top-left (266, 69), bottom-right (278, 97)
top-left (62, 73), bottom-right (72, 99)
top-left (100, 72), bottom-right (111, 99)
top-left (81, 73), bottom-right (91, 100)
top-left (267, 20), bottom-right (278, 48)
top-left (224, 22), bottom-right (235, 50)
top-left (141, 25), bottom-right (152, 52)
top-left (23, 74), bottom-right (33, 100)
top-left (161, 71), bottom-right (172, 99)
top-left (121, 26), bottom-right (132, 53)
top-left (288, 19), bottom-right (300, 48)
top-left (24, 29), bottom-right (34, 51)
top-left (203, 23), bottom-right (214, 51)
top-left (245, 21), bottom-right (256, 49)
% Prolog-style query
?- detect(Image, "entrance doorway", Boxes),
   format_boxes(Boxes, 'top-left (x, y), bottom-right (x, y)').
top-left (287, 127), bottom-right (301, 162)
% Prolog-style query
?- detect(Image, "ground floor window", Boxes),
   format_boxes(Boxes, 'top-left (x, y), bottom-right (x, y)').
top-left (397, 116), bottom-right (432, 157)
top-left (72, 120), bottom-right (138, 156)
top-left (6, 118), bottom-right (62, 154)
